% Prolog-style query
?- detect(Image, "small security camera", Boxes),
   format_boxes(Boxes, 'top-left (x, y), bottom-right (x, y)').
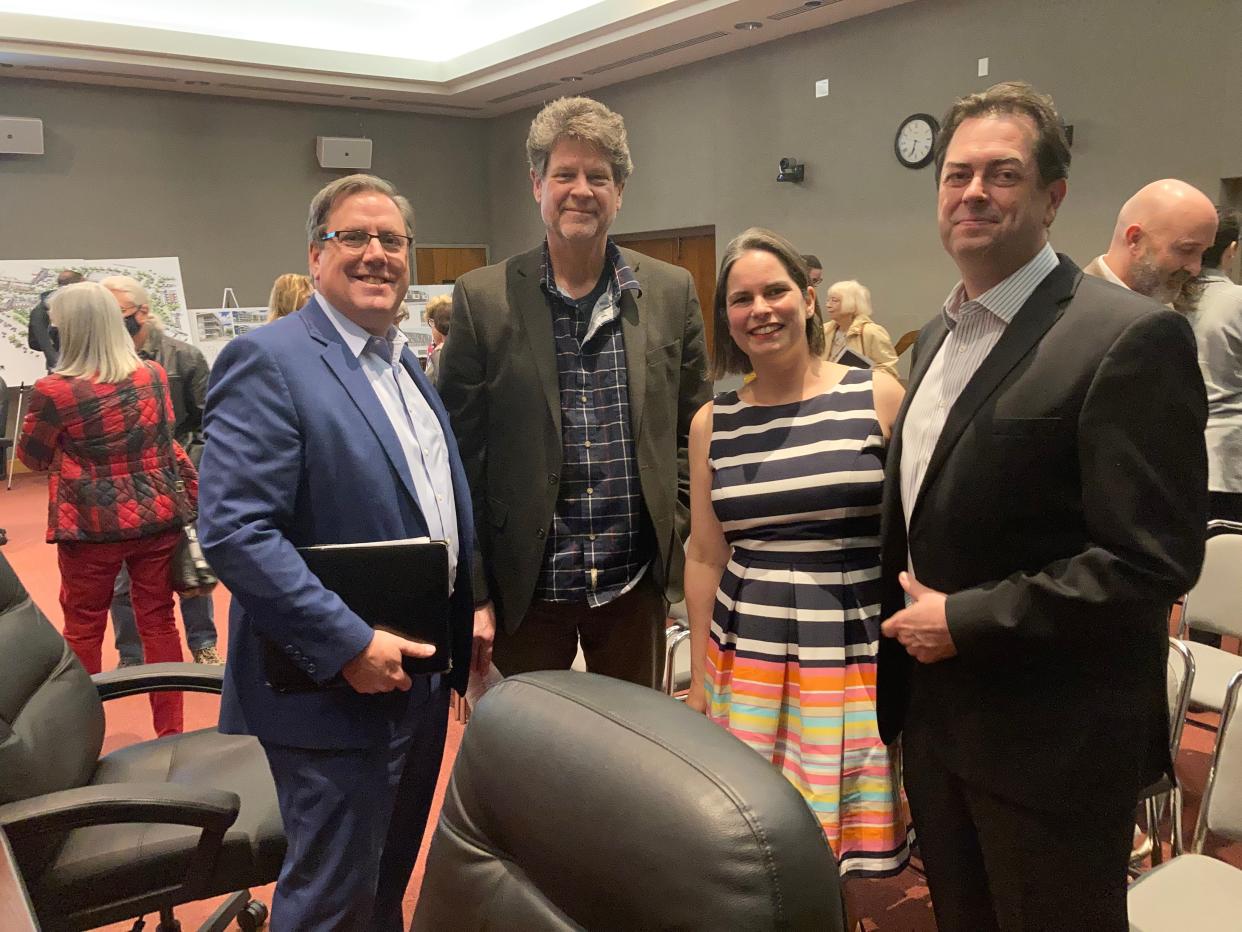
top-left (777, 157), bottom-right (805, 183)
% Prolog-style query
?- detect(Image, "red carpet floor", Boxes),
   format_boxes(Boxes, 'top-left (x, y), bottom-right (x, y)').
top-left (4, 473), bottom-right (1239, 930)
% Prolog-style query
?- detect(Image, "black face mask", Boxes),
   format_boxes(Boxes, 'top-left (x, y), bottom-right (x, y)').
top-left (48, 325), bottom-right (60, 351)
top-left (123, 314), bottom-right (142, 337)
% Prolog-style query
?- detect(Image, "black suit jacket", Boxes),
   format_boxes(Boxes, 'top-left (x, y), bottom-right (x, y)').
top-left (437, 244), bottom-right (711, 633)
top-left (27, 292), bottom-right (57, 370)
top-left (877, 254), bottom-right (1207, 813)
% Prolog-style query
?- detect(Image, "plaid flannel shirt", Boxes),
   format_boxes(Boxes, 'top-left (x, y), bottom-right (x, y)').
top-left (533, 240), bottom-right (653, 606)
top-left (17, 362), bottom-right (197, 543)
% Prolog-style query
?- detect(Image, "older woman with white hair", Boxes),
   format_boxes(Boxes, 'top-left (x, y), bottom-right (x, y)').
top-left (17, 281), bottom-right (196, 737)
top-left (822, 279), bottom-right (900, 379)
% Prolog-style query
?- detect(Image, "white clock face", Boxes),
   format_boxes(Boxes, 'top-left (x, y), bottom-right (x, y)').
top-left (898, 119), bottom-right (934, 164)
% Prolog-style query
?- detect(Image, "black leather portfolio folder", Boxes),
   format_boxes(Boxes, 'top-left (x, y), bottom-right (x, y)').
top-left (263, 538), bottom-right (452, 693)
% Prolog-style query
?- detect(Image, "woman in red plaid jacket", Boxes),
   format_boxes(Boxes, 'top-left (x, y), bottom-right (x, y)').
top-left (18, 282), bottom-right (197, 737)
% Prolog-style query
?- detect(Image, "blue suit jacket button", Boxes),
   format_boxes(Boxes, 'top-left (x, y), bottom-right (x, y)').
top-left (306, 663), bottom-right (316, 673)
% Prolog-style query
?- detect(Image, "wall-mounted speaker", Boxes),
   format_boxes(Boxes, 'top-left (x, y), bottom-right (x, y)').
top-left (0, 116), bottom-right (44, 155)
top-left (316, 136), bottom-right (373, 170)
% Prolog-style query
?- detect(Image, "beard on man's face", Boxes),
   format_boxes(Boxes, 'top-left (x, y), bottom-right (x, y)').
top-left (1172, 275), bottom-right (1207, 315)
top-left (1130, 250), bottom-right (1194, 307)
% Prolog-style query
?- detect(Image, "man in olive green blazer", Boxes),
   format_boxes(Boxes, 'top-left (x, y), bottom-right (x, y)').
top-left (437, 97), bottom-right (710, 688)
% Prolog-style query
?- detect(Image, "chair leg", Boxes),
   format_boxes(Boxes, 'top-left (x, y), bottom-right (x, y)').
top-left (663, 628), bottom-right (691, 696)
top-left (198, 890), bottom-right (253, 932)
top-left (1171, 785), bottom-right (1185, 856)
top-left (1147, 796), bottom-right (1164, 866)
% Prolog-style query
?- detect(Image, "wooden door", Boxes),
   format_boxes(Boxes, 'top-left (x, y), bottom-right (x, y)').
top-left (614, 229), bottom-right (716, 356)
top-left (415, 246), bottom-right (488, 285)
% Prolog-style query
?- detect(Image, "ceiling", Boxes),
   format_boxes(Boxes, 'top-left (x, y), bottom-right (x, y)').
top-left (0, 0), bottom-right (915, 118)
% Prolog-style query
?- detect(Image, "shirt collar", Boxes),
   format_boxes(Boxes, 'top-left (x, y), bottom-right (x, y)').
top-left (1094, 255), bottom-right (1130, 289)
top-left (942, 242), bottom-right (1059, 329)
top-left (317, 292), bottom-right (406, 365)
top-left (540, 239), bottom-right (642, 302)
top-left (1201, 269), bottom-right (1231, 283)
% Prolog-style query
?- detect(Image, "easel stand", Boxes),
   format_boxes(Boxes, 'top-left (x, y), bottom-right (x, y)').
top-left (7, 382), bottom-right (29, 490)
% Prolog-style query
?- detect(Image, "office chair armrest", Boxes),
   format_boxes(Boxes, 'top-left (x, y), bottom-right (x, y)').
top-left (93, 662), bottom-right (225, 700)
top-left (0, 783), bottom-right (241, 905)
top-left (0, 783), bottom-right (240, 840)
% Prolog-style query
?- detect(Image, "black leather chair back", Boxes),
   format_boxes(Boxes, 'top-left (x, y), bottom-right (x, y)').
top-left (414, 671), bottom-right (843, 931)
top-left (0, 554), bottom-right (104, 870)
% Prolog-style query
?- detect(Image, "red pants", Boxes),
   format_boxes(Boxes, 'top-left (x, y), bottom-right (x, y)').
top-left (57, 529), bottom-right (184, 737)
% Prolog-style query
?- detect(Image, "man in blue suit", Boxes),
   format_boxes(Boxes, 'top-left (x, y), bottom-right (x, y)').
top-left (199, 174), bottom-right (476, 931)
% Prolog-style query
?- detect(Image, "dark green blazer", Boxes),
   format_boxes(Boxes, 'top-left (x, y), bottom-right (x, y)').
top-left (437, 244), bottom-right (712, 633)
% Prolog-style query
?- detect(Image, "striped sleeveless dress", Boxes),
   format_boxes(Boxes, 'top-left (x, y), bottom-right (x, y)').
top-left (704, 368), bottom-right (911, 879)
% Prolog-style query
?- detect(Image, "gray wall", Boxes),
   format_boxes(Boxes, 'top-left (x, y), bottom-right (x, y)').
top-left (487, 0), bottom-right (1242, 343)
top-left (0, 80), bottom-right (492, 307)
top-left (1, 0), bottom-right (1239, 324)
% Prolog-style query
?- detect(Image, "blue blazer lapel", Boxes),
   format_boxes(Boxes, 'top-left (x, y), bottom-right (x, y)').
top-left (303, 299), bottom-right (423, 509)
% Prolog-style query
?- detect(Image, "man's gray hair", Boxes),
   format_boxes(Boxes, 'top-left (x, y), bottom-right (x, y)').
top-left (306, 173), bottom-right (415, 248)
top-left (526, 96), bottom-right (633, 185)
top-left (100, 274), bottom-right (151, 309)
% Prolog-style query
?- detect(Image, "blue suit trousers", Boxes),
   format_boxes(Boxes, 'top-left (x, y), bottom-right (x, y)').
top-left (261, 677), bottom-right (449, 932)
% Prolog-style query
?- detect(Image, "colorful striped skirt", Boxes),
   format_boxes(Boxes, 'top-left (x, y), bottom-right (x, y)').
top-left (705, 547), bottom-right (912, 879)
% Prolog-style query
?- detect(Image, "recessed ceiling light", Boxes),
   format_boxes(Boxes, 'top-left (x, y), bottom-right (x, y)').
top-left (349, 95), bottom-right (372, 100)
top-left (184, 79), bottom-right (210, 85)
top-left (735, 21), bottom-right (763, 30)
top-left (560, 76), bottom-right (583, 82)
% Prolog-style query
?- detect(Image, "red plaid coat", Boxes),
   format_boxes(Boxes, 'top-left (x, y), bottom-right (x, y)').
top-left (17, 362), bottom-right (198, 543)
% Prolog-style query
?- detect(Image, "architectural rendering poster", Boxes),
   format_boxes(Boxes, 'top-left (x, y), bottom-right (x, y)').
top-left (0, 257), bottom-right (191, 386)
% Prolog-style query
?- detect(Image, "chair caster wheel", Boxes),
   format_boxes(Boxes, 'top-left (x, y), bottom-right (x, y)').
top-left (236, 900), bottom-right (269, 931)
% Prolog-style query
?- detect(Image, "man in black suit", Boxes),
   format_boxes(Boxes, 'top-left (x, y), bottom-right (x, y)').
top-left (877, 81), bottom-right (1207, 930)
top-left (27, 269), bottom-right (83, 370)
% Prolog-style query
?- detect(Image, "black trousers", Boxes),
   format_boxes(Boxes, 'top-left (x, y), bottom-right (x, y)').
top-left (903, 733), bottom-right (1135, 932)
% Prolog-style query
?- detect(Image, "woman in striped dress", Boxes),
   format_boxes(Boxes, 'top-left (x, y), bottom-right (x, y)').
top-left (684, 229), bottom-right (909, 918)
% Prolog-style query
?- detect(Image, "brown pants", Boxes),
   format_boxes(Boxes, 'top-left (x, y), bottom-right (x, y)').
top-left (492, 572), bottom-right (667, 689)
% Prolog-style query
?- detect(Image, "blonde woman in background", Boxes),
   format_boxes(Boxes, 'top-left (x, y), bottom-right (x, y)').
top-left (266, 273), bottom-right (313, 322)
top-left (822, 280), bottom-right (900, 379)
top-left (18, 282), bottom-right (196, 737)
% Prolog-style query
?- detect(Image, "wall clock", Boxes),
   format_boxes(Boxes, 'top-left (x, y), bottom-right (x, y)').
top-left (895, 113), bottom-right (938, 169)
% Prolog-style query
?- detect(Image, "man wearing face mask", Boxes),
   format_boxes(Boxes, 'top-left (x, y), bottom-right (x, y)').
top-left (100, 275), bottom-right (221, 666)
top-left (28, 269), bottom-right (84, 370)
top-left (1084, 179), bottom-right (1218, 310)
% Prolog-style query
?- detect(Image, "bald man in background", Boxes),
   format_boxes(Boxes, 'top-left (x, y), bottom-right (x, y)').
top-left (1086, 181), bottom-right (1218, 651)
top-left (1084, 179), bottom-right (1219, 308)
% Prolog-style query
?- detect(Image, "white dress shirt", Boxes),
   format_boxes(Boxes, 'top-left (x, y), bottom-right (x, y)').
top-left (1091, 255), bottom-right (1129, 289)
top-left (900, 243), bottom-right (1060, 575)
top-left (319, 294), bottom-right (459, 589)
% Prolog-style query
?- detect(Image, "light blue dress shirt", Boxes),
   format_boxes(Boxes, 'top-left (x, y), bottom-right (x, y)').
top-left (318, 294), bottom-right (458, 590)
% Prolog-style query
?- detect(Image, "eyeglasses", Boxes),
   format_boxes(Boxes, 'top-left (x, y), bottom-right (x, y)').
top-left (321, 229), bottom-right (413, 255)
